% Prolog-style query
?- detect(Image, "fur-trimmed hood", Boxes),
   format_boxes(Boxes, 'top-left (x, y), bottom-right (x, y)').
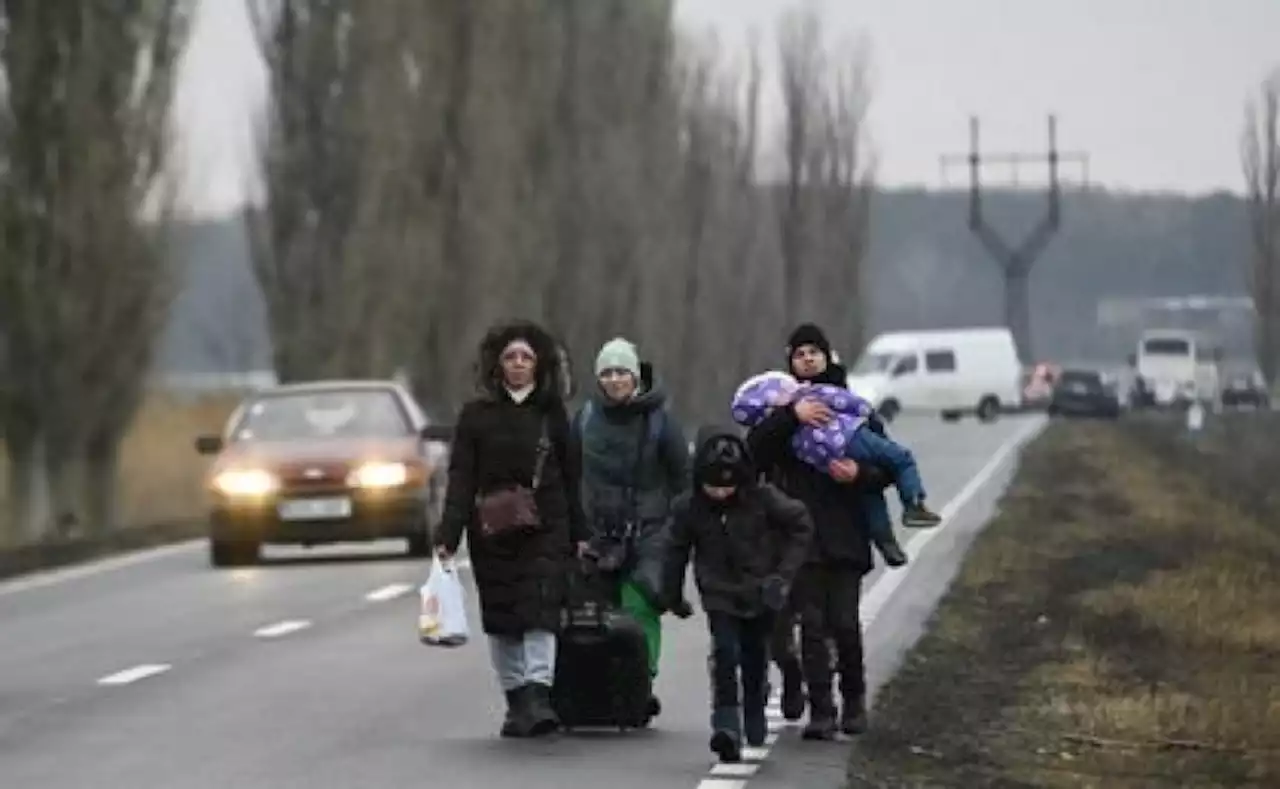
top-left (473, 320), bottom-right (567, 405)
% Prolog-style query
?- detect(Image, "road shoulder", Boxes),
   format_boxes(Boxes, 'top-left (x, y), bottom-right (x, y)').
top-left (846, 417), bottom-right (1280, 788)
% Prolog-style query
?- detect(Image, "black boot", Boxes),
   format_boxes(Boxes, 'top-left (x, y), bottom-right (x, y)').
top-left (841, 693), bottom-right (868, 735)
top-left (801, 687), bottom-right (838, 741)
top-left (500, 688), bottom-right (527, 738)
top-left (646, 694), bottom-right (662, 721)
top-left (779, 659), bottom-right (806, 721)
top-left (874, 532), bottom-right (908, 568)
top-left (523, 683), bottom-right (560, 737)
top-left (709, 706), bottom-right (743, 762)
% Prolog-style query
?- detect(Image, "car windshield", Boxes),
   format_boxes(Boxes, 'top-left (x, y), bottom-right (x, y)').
top-left (850, 352), bottom-right (895, 375)
top-left (1142, 338), bottom-right (1191, 356)
top-left (230, 389), bottom-right (410, 442)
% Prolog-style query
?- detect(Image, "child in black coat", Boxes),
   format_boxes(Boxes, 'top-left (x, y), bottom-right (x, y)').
top-left (663, 427), bottom-right (814, 762)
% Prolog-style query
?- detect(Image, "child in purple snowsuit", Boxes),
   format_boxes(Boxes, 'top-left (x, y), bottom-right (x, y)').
top-left (731, 371), bottom-right (942, 568)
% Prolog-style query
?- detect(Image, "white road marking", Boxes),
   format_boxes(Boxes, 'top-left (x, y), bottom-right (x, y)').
top-left (694, 415), bottom-right (1048, 788)
top-left (365, 583), bottom-right (414, 602)
top-left (97, 663), bottom-right (172, 686)
top-left (861, 415), bottom-right (1046, 629)
top-left (253, 619), bottom-right (312, 638)
top-left (0, 540), bottom-right (201, 597)
top-left (710, 763), bottom-right (759, 777)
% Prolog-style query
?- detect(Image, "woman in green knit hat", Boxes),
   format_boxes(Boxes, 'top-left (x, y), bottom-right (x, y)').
top-left (570, 337), bottom-right (689, 720)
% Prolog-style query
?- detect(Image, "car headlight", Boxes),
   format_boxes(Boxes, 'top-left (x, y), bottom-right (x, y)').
top-left (212, 469), bottom-right (279, 497)
top-left (348, 461), bottom-right (408, 489)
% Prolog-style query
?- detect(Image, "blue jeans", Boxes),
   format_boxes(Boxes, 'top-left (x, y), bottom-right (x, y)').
top-left (847, 429), bottom-right (927, 540)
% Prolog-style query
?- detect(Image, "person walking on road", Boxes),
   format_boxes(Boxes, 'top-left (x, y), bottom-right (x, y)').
top-left (435, 320), bottom-right (588, 739)
top-left (746, 323), bottom-right (892, 739)
top-left (662, 426), bottom-right (813, 763)
top-left (571, 337), bottom-right (690, 719)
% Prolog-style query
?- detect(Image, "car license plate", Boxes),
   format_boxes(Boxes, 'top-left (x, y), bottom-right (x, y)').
top-left (278, 497), bottom-right (352, 521)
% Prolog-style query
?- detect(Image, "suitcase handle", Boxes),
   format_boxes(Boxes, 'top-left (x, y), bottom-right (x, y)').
top-left (563, 558), bottom-right (616, 630)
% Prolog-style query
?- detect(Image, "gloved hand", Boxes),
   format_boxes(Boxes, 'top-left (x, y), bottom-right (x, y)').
top-left (760, 575), bottom-right (790, 612)
top-left (668, 598), bottom-right (694, 619)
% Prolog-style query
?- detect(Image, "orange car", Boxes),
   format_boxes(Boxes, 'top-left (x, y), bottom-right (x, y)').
top-left (194, 380), bottom-right (449, 567)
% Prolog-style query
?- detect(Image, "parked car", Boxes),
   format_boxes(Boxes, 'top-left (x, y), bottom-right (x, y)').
top-left (1048, 368), bottom-right (1121, 419)
top-left (1221, 372), bottom-right (1270, 410)
top-left (194, 380), bottom-right (450, 567)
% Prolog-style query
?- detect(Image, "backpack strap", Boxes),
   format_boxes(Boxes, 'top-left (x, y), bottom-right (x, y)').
top-left (647, 408), bottom-right (665, 448)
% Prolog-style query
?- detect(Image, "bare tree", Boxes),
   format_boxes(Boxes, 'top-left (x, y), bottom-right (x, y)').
top-left (669, 33), bottom-right (772, 413)
top-left (246, 0), bottom-right (425, 383)
top-left (775, 6), bottom-right (824, 328)
top-left (0, 0), bottom-right (190, 537)
top-left (774, 4), bottom-right (874, 357)
top-left (1242, 69), bottom-right (1280, 387)
top-left (812, 40), bottom-right (875, 357)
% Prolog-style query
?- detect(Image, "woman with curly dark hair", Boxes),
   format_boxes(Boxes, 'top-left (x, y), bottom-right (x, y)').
top-left (435, 320), bottom-right (587, 738)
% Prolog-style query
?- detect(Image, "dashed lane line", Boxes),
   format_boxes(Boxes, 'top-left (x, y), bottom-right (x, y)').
top-left (97, 663), bottom-right (172, 686)
top-left (253, 619), bottom-right (312, 638)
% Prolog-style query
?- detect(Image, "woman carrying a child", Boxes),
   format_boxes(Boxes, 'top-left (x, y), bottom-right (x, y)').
top-left (742, 323), bottom-right (936, 739)
top-left (570, 337), bottom-right (690, 719)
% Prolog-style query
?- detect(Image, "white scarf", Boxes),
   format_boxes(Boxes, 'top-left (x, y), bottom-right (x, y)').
top-left (506, 384), bottom-right (534, 404)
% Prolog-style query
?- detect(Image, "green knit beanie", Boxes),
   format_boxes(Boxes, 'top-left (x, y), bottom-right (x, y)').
top-left (594, 337), bottom-right (641, 378)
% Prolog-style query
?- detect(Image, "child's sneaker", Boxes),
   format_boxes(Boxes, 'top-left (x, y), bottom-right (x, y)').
top-left (902, 502), bottom-right (942, 528)
top-left (710, 706), bottom-right (743, 762)
top-left (873, 533), bottom-right (908, 568)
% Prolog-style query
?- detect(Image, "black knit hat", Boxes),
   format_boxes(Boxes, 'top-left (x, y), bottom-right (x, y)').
top-left (694, 432), bottom-right (754, 488)
top-left (786, 323), bottom-right (831, 358)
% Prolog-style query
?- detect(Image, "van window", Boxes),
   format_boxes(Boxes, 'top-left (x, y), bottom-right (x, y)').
top-left (891, 355), bottom-right (918, 376)
top-left (851, 352), bottom-right (895, 376)
top-left (924, 350), bottom-right (956, 373)
top-left (1142, 337), bottom-right (1190, 356)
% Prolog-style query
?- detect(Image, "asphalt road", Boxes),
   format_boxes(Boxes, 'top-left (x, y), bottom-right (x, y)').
top-left (0, 413), bottom-right (1046, 789)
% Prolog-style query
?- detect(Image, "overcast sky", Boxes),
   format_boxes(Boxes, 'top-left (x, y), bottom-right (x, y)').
top-left (175, 0), bottom-right (1280, 218)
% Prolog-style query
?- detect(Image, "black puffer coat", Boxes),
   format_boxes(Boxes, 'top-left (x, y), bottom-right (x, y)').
top-left (663, 427), bottom-right (813, 617)
top-left (435, 322), bottom-right (587, 636)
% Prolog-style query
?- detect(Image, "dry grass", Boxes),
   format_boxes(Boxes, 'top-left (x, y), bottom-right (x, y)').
top-left (0, 392), bottom-right (241, 542)
top-left (847, 415), bottom-right (1280, 789)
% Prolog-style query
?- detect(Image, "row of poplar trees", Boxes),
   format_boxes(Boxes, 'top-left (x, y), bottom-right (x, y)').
top-left (0, 0), bottom-right (875, 542)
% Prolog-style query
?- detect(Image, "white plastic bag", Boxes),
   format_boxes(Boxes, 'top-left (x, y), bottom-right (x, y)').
top-left (418, 556), bottom-right (470, 647)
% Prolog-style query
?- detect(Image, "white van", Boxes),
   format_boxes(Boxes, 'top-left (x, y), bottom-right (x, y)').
top-left (1128, 329), bottom-right (1221, 408)
top-left (846, 328), bottom-right (1023, 423)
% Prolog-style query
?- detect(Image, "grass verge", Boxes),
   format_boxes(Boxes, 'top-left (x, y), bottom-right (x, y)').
top-left (847, 414), bottom-right (1280, 788)
top-left (0, 392), bottom-right (240, 580)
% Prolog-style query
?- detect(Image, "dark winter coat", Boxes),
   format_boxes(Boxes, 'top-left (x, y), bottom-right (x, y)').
top-left (746, 348), bottom-right (893, 572)
top-left (435, 323), bottom-right (587, 637)
top-left (746, 400), bottom-right (890, 574)
top-left (570, 362), bottom-right (688, 606)
top-left (663, 428), bottom-right (813, 617)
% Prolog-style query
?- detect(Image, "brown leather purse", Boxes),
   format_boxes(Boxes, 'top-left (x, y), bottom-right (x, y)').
top-left (475, 418), bottom-right (550, 537)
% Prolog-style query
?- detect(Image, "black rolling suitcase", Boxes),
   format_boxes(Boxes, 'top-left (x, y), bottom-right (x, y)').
top-left (551, 564), bottom-right (653, 731)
